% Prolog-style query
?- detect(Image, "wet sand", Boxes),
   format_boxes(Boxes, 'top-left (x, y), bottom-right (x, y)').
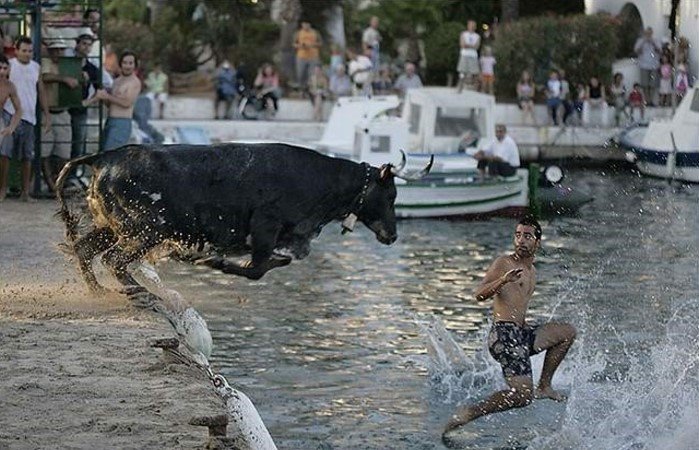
top-left (0, 199), bottom-right (224, 449)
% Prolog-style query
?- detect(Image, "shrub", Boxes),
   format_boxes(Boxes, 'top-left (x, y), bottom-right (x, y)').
top-left (423, 21), bottom-right (463, 85)
top-left (493, 14), bottom-right (619, 100)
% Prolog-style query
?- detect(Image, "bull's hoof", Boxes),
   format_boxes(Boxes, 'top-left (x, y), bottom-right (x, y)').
top-left (119, 285), bottom-right (147, 296)
top-left (128, 291), bottom-right (159, 309)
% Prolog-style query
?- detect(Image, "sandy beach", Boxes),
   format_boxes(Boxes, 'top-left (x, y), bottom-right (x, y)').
top-left (0, 199), bottom-right (224, 449)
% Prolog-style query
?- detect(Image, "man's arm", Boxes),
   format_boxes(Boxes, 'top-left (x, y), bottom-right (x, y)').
top-left (37, 78), bottom-right (51, 132)
top-left (474, 257), bottom-right (522, 301)
top-left (0, 84), bottom-right (22, 137)
top-left (42, 72), bottom-right (79, 89)
top-left (97, 79), bottom-right (140, 108)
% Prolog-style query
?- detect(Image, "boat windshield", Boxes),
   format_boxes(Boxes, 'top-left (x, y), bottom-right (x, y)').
top-left (434, 107), bottom-right (485, 138)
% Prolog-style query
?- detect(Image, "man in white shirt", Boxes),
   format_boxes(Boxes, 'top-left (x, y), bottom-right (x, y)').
top-left (1, 36), bottom-right (50, 202)
top-left (474, 124), bottom-right (520, 178)
top-left (393, 62), bottom-right (423, 97)
top-left (347, 48), bottom-right (373, 96)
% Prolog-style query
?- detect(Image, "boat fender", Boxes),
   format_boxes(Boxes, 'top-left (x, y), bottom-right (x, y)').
top-left (539, 165), bottom-right (564, 187)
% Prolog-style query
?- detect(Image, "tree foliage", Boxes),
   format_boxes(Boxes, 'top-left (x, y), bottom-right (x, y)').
top-left (492, 14), bottom-right (619, 99)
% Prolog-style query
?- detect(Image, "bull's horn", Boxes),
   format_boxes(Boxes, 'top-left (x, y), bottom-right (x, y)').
top-left (394, 154), bottom-right (434, 181)
top-left (390, 150), bottom-right (407, 175)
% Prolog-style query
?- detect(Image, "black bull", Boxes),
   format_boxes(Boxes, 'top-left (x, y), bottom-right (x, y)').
top-left (55, 143), bottom-right (406, 295)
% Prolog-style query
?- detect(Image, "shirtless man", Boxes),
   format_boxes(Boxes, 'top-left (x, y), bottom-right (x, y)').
top-left (88, 51), bottom-right (141, 151)
top-left (443, 216), bottom-right (576, 437)
top-left (0, 50), bottom-right (31, 201)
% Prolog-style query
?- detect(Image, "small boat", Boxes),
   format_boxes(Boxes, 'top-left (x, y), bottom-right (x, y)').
top-left (316, 88), bottom-right (591, 218)
top-left (618, 87), bottom-right (699, 183)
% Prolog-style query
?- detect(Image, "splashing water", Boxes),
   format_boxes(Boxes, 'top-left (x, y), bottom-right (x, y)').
top-left (533, 299), bottom-right (699, 450)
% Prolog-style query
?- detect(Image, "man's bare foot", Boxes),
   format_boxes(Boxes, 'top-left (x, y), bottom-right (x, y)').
top-left (535, 386), bottom-right (567, 401)
top-left (19, 192), bottom-right (37, 203)
top-left (442, 408), bottom-right (474, 436)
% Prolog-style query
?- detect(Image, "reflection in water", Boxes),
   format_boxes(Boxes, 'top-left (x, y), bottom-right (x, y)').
top-left (158, 171), bottom-right (699, 449)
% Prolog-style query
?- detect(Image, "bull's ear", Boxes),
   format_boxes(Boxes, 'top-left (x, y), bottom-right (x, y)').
top-left (379, 164), bottom-right (393, 181)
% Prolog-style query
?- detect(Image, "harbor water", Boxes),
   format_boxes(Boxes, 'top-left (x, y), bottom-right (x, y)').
top-left (158, 169), bottom-right (699, 449)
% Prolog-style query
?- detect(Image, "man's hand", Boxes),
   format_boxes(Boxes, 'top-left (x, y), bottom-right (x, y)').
top-left (0, 126), bottom-right (15, 137)
top-left (502, 268), bottom-right (524, 284)
top-left (63, 76), bottom-right (79, 89)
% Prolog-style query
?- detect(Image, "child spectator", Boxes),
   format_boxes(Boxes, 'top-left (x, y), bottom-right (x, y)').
top-left (584, 76), bottom-right (606, 126)
top-left (254, 63), bottom-right (281, 115)
top-left (479, 46), bottom-right (496, 95)
top-left (573, 83), bottom-right (586, 124)
top-left (308, 64), bottom-right (328, 121)
top-left (516, 70), bottom-right (536, 125)
top-left (372, 64), bottom-right (393, 95)
top-left (329, 64), bottom-right (351, 99)
top-left (145, 63), bottom-right (169, 120)
top-left (628, 83), bottom-right (645, 121)
top-left (609, 72), bottom-right (629, 127)
top-left (546, 70), bottom-right (561, 125)
top-left (675, 63), bottom-right (689, 101)
top-left (658, 55), bottom-right (672, 107)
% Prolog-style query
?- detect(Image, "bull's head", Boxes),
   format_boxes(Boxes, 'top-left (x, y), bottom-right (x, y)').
top-left (347, 152), bottom-right (433, 245)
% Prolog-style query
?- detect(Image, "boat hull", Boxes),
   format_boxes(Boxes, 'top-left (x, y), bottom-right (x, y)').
top-left (618, 125), bottom-right (699, 183)
top-left (395, 170), bottom-right (528, 218)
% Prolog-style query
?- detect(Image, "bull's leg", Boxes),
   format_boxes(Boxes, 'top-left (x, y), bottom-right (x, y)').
top-left (71, 228), bottom-right (117, 294)
top-left (101, 243), bottom-right (160, 309)
top-left (198, 214), bottom-right (290, 280)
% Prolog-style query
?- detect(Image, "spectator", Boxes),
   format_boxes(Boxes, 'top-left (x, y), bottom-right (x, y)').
top-left (347, 48), bottom-right (373, 96)
top-left (1, 37), bottom-right (50, 202)
top-left (69, 34), bottom-right (100, 163)
top-left (329, 64), bottom-right (351, 99)
top-left (145, 63), bottom-right (169, 119)
top-left (40, 41), bottom-right (77, 194)
top-left (293, 21), bottom-right (322, 89)
top-left (634, 27), bottom-right (661, 105)
top-left (479, 46), bottom-right (496, 95)
top-left (545, 70), bottom-right (561, 125)
top-left (0, 54), bottom-right (23, 201)
top-left (456, 20), bottom-right (480, 93)
top-left (584, 75), bottom-right (606, 126)
top-left (559, 70), bottom-right (573, 125)
top-left (308, 64), bottom-right (328, 121)
top-left (628, 83), bottom-right (645, 121)
top-left (372, 64), bottom-right (393, 95)
top-left (658, 55), bottom-right (673, 107)
top-left (329, 43), bottom-right (344, 74)
top-left (214, 60), bottom-right (236, 120)
top-left (674, 63), bottom-right (689, 102)
top-left (573, 83), bottom-right (586, 124)
top-left (609, 72), bottom-right (629, 127)
top-left (516, 70), bottom-right (536, 125)
top-left (473, 124), bottom-right (519, 179)
top-left (1, 29), bottom-right (14, 58)
top-left (362, 16), bottom-right (381, 73)
top-left (393, 62), bottom-right (423, 97)
top-left (254, 63), bottom-right (281, 114)
top-left (87, 51), bottom-right (141, 151)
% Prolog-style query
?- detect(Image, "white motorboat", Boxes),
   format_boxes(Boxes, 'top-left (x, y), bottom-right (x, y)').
top-left (316, 88), bottom-right (590, 218)
top-left (619, 87), bottom-right (699, 183)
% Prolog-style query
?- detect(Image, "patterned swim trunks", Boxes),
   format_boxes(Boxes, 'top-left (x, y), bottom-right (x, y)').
top-left (488, 322), bottom-right (542, 378)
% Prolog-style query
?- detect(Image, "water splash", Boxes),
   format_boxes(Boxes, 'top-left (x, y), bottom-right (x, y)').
top-left (533, 299), bottom-right (699, 450)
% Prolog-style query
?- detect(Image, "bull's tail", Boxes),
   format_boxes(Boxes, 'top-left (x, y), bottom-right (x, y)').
top-left (55, 153), bottom-right (102, 245)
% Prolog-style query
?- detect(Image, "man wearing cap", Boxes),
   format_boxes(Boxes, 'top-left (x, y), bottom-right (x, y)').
top-left (69, 33), bottom-right (100, 163)
top-left (41, 40), bottom-right (79, 193)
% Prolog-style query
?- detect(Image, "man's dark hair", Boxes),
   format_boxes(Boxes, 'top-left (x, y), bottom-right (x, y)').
top-left (15, 36), bottom-right (32, 49)
top-left (518, 215), bottom-right (542, 240)
top-left (119, 50), bottom-right (139, 68)
top-left (76, 33), bottom-right (95, 44)
top-left (0, 54), bottom-right (8, 65)
top-left (83, 8), bottom-right (99, 21)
